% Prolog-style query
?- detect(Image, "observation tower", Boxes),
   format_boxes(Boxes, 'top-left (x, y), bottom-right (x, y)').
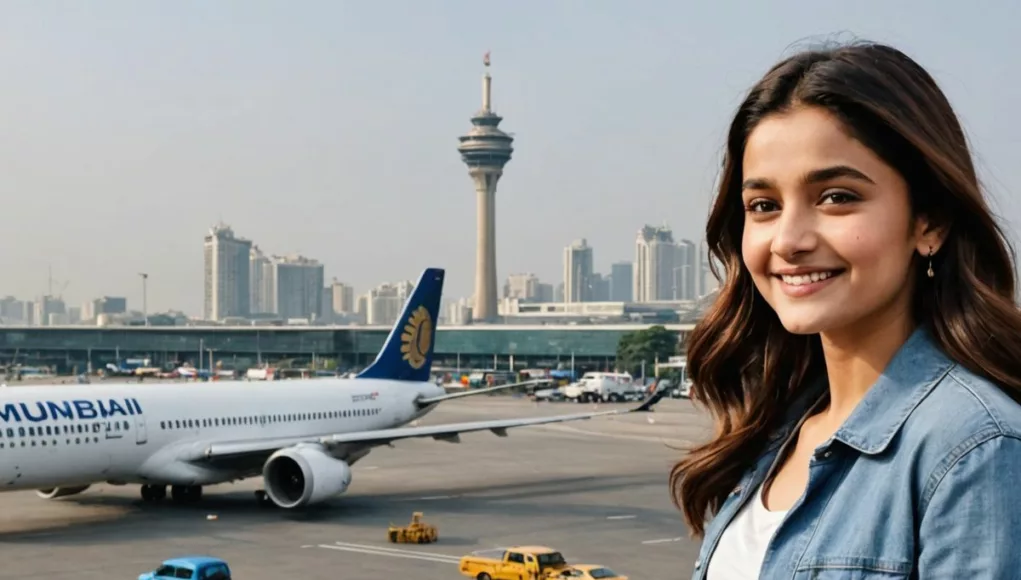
top-left (457, 51), bottom-right (514, 322)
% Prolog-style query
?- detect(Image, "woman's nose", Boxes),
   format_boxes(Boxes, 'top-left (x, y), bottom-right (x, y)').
top-left (770, 207), bottom-right (819, 259)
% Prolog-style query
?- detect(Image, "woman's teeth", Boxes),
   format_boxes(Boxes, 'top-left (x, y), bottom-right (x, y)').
top-left (780, 271), bottom-right (837, 286)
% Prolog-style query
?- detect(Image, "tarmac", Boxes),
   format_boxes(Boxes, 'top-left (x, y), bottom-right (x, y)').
top-left (0, 395), bottom-right (712, 579)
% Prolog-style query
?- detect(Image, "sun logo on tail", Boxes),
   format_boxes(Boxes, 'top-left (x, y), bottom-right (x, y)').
top-left (400, 305), bottom-right (433, 370)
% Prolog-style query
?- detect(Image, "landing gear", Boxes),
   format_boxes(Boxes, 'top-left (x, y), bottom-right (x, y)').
top-left (140, 484), bottom-right (167, 502)
top-left (254, 489), bottom-right (274, 508)
top-left (170, 485), bottom-right (203, 503)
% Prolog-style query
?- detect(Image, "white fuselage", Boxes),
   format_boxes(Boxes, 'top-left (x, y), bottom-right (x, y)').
top-left (0, 378), bottom-right (446, 491)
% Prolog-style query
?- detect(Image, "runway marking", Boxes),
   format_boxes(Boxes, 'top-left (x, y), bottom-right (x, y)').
top-left (334, 542), bottom-right (462, 560)
top-left (314, 542), bottom-right (462, 565)
top-left (642, 536), bottom-right (684, 544)
top-left (417, 494), bottom-right (460, 500)
top-left (606, 515), bottom-right (637, 520)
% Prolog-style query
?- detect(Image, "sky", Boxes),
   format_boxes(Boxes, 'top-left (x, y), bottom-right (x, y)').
top-left (0, 1), bottom-right (1018, 316)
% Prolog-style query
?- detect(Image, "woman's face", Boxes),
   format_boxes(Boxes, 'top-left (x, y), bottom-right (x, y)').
top-left (740, 106), bottom-right (938, 338)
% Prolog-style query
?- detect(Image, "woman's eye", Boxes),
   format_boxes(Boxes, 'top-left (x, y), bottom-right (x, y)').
top-left (820, 190), bottom-right (858, 204)
top-left (746, 199), bottom-right (779, 213)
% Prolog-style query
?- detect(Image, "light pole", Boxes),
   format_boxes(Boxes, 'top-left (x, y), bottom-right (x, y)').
top-left (138, 273), bottom-right (149, 326)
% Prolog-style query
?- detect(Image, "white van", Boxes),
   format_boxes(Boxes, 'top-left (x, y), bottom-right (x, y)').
top-left (563, 372), bottom-right (635, 403)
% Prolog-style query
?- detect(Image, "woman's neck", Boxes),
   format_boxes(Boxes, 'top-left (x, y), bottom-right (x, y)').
top-left (818, 312), bottom-right (917, 423)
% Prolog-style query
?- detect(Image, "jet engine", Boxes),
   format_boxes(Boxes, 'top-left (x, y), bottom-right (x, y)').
top-left (36, 485), bottom-right (91, 499)
top-left (262, 444), bottom-right (352, 509)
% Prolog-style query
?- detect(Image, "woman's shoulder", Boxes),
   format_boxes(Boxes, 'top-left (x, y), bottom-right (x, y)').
top-left (925, 364), bottom-right (1021, 439)
top-left (900, 364), bottom-right (1021, 488)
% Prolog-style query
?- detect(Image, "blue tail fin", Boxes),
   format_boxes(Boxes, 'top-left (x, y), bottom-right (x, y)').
top-left (357, 268), bottom-right (445, 382)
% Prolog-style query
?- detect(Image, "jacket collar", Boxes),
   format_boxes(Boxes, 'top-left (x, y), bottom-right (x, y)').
top-left (767, 326), bottom-right (955, 456)
top-left (832, 326), bottom-right (955, 454)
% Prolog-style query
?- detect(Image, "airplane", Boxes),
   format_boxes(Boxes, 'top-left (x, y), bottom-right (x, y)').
top-left (0, 268), bottom-right (665, 510)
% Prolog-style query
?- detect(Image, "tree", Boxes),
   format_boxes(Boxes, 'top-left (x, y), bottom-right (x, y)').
top-left (616, 325), bottom-right (680, 377)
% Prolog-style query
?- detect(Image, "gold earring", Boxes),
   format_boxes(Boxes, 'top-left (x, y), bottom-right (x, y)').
top-left (927, 246), bottom-right (935, 278)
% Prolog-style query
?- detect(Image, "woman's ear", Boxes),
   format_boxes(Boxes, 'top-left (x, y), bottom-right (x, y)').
top-left (914, 216), bottom-right (949, 256)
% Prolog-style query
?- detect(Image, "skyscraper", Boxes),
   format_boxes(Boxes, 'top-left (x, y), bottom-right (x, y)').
top-left (457, 52), bottom-right (514, 322)
top-left (634, 225), bottom-right (676, 302)
top-left (564, 239), bottom-right (594, 303)
top-left (203, 223), bottom-right (252, 320)
top-left (610, 262), bottom-right (634, 302)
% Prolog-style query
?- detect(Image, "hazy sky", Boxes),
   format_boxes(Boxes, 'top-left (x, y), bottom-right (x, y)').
top-left (1, 1), bottom-right (1018, 315)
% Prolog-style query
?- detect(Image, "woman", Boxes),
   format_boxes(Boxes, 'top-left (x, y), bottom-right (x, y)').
top-left (672, 42), bottom-right (1021, 578)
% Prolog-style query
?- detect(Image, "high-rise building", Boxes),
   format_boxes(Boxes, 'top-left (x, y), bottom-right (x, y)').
top-left (504, 273), bottom-right (541, 301)
top-left (536, 283), bottom-right (554, 303)
top-left (249, 246), bottom-right (273, 315)
top-left (203, 223), bottom-right (252, 320)
top-left (270, 255), bottom-right (324, 321)
top-left (457, 52), bottom-right (514, 322)
top-left (0, 296), bottom-right (26, 324)
top-left (330, 280), bottom-right (355, 314)
top-left (675, 239), bottom-right (697, 300)
top-left (33, 295), bottom-right (65, 327)
top-left (634, 225), bottom-right (676, 302)
top-left (365, 281), bottom-right (415, 326)
top-left (564, 239), bottom-right (595, 303)
top-left (610, 262), bottom-right (634, 302)
top-left (589, 273), bottom-right (611, 301)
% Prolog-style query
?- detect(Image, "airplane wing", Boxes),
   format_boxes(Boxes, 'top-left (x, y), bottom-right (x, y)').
top-left (189, 387), bottom-right (666, 463)
top-left (415, 379), bottom-right (552, 405)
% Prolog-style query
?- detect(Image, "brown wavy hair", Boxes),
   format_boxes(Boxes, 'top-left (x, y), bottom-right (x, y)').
top-left (670, 41), bottom-right (1021, 537)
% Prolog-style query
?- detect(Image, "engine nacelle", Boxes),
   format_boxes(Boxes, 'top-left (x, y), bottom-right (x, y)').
top-left (36, 485), bottom-right (91, 499)
top-left (262, 444), bottom-right (352, 509)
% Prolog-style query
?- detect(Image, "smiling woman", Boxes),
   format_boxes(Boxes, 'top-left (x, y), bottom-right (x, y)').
top-left (671, 42), bottom-right (1021, 579)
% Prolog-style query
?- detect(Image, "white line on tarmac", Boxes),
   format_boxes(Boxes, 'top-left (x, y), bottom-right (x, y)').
top-left (315, 542), bottom-right (462, 564)
top-left (334, 542), bottom-right (462, 560)
top-left (641, 537), bottom-right (684, 544)
top-left (417, 494), bottom-right (460, 500)
top-left (606, 515), bottom-right (637, 520)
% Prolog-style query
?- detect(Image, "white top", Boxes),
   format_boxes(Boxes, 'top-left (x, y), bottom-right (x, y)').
top-left (705, 483), bottom-right (789, 580)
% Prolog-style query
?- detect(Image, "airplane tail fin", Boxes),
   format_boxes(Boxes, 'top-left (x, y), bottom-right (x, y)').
top-left (357, 268), bottom-right (445, 382)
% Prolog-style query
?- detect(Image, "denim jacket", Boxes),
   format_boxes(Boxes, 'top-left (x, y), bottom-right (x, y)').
top-left (690, 327), bottom-right (1021, 579)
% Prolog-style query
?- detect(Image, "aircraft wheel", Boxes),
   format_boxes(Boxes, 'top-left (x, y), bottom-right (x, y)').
top-left (141, 484), bottom-right (166, 502)
top-left (254, 490), bottom-right (273, 507)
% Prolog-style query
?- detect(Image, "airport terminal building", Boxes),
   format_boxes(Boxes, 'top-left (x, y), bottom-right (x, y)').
top-left (0, 324), bottom-right (695, 376)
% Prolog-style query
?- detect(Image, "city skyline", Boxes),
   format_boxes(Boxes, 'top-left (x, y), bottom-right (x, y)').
top-left (0, 3), bottom-right (1017, 315)
top-left (0, 218), bottom-right (715, 323)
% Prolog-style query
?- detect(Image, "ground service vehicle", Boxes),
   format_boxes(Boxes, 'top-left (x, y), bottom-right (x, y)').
top-left (460, 546), bottom-right (570, 579)
top-left (388, 511), bottom-right (438, 543)
top-left (557, 564), bottom-right (628, 579)
top-left (138, 556), bottom-right (231, 580)
top-left (563, 372), bottom-right (635, 403)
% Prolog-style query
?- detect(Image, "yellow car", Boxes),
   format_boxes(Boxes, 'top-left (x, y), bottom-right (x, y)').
top-left (556, 565), bottom-right (628, 579)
